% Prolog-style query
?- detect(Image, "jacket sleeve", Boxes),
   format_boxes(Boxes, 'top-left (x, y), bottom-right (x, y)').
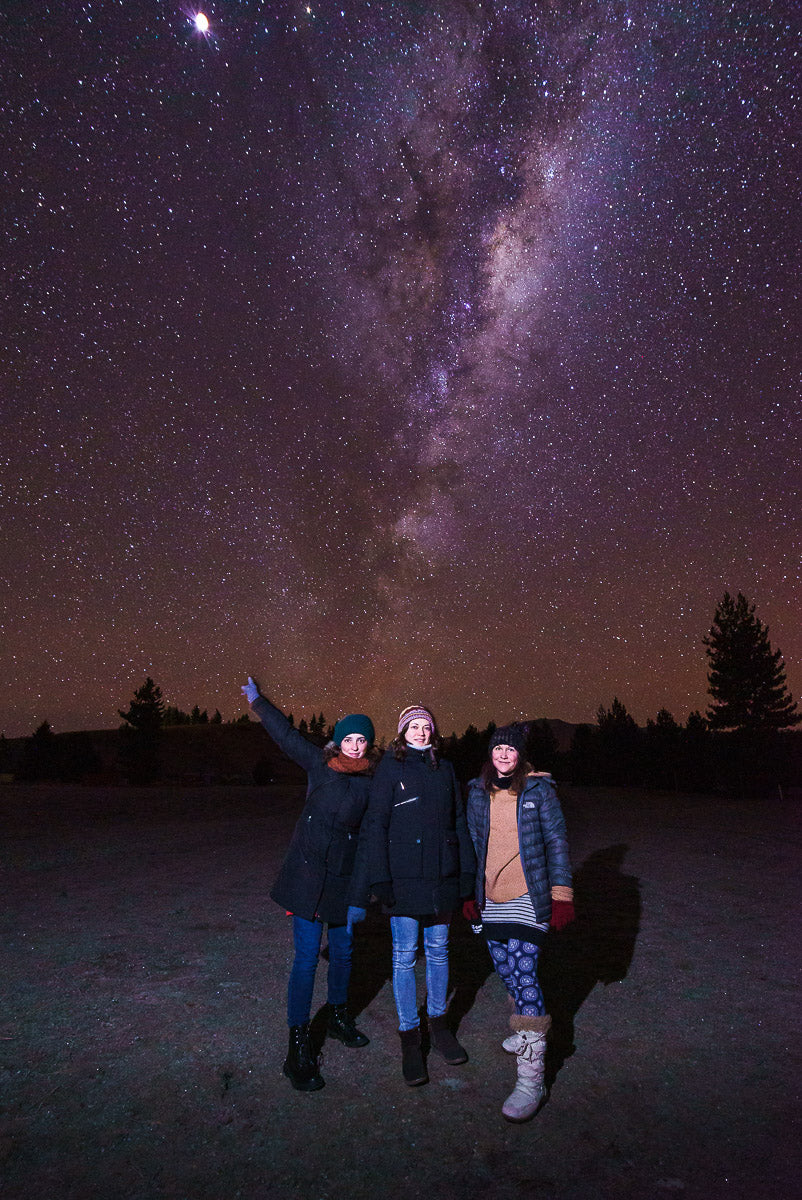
top-left (251, 695), bottom-right (321, 774)
top-left (452, 768), bottom-right (477, 880)
top-left (362, 756), bottom-right (396, 886)
top-left (538, 781), bottom-right (573, 890)
top-left (465, 780), bottom-right (482, 857)
top-left (465, 780), bottom-right (487, 905)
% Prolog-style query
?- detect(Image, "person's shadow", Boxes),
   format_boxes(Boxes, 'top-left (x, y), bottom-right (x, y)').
top-left (447, 912), bottom-right (495, 1032)
top-left (310, 844), bottom-right (640, 1067)
top-left (311, 906), bottom-right (493, 1052)
top-left (539, 843), bottom-right (641, 1089)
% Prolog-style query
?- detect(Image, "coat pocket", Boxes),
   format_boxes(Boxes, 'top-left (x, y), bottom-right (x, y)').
top-left (389, 836), bottom-right (423, 879)
top-left (326, 829), bottom-right (358, 876)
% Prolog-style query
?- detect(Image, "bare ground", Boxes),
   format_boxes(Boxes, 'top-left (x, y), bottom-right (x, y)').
top-left (1, 784), bottom-right (800, 1200)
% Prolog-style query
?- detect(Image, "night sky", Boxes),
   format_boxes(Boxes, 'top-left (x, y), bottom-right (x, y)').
top-left (2, 0), bottom-right (800, 741)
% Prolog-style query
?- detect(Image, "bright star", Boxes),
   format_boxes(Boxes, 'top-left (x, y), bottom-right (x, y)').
top-left (194, 13), bottom-right (209, 34)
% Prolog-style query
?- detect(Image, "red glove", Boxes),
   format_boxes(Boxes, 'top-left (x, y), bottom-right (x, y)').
top-left (462, 899), bottom-right (481, 923)
top-left (550, 898), bottom-right (575, 930)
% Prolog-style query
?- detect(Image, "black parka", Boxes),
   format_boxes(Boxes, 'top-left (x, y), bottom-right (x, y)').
top-left (252, 696), bottom-right (373, 924)
top-left (363, 746), bottom-right (476, 917)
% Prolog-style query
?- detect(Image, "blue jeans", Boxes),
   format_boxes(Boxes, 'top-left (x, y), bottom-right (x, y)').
top-left (390, 915), bottom-right (450, 1032)
top-left (287, 916), bottom-right (354, 1027)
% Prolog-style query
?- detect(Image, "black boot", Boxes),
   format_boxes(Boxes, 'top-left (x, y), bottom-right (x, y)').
top-left (399, 1027), bottom-right (428, 1086)
top-left (327, 1004), bottom-right (369, 1047)
top-left (283, 1024), bottom-right (325, 1092)
top-left (428, 1014), bottom-right (468, 1065)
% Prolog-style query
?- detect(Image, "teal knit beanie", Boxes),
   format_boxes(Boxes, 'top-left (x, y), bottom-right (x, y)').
top-left (333, 714), bottom-right (375, 746)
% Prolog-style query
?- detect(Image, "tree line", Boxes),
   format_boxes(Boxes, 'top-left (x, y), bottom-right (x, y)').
top-left (5, 591), bottom-right (799, 794)
top-left (553, 591), bottom-right (799, 794)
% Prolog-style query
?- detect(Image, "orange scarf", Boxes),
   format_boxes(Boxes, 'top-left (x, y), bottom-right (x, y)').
top-left (327, 753), bottom-right (371, 774)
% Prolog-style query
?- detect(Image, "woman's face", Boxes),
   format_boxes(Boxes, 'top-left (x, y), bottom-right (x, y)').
top-left (404, 718), bottom-right (432, 747)
top-left (491, 744), bottom-right (519, 776)
top-left (340, 733), bottom-right (368, 759)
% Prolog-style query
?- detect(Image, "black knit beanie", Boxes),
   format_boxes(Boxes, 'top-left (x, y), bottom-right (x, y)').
top-left (488, 724), bottom-right (526, 757)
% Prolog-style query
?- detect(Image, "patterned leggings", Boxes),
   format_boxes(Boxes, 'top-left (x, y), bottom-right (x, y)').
top-left (487, 937), bottom-right (546, 1018)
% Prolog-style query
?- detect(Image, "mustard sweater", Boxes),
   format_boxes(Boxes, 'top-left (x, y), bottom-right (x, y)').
top-left (485, 787), bottom-right (527, 902)
top-left (484, 782), bottom-right (574, 906)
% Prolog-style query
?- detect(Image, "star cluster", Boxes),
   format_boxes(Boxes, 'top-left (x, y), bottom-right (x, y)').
top-left (2, 0), bottom-right (799, 739)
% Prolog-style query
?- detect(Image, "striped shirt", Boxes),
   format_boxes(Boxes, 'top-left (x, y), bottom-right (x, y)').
top-left (481, 891), bottom-right (549, 935)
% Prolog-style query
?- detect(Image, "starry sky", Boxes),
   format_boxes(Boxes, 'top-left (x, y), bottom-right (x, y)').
top-left (2, 0), bottom-right (800, 741)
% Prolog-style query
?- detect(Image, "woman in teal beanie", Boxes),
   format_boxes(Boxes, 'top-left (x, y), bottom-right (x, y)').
top-left (242, 677), bottom-right (378, 1093)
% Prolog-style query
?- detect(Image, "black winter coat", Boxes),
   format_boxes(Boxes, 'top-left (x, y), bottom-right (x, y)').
top-left (363, 746), bottom-right (476, 917)
top-left (252, 696), bottom-right (373, 924)
top-left (466, 773), bottom-right (572, 923)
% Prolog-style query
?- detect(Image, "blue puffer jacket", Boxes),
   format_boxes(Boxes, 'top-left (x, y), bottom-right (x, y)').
top-left (466, 773), bottom-right (572, 923)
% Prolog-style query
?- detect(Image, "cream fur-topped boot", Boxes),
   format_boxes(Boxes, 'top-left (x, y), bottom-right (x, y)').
top-left (501, 1014), bottom-right (550, 1122)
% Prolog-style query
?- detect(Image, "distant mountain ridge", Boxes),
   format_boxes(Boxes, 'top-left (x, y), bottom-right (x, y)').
top-left (520, 718), bottom-right (582, 753)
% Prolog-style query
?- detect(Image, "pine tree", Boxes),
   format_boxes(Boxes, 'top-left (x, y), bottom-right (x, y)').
top-left (120, 677), bottom-right (164, 733)
top-left (704, 592), bottom-right (800, 732)
top-left (307, 714), bottom-right (327, 745)
top-left (597, 697), bottom-right (638, 734)
top-left (119, 677), bottom-right (165, 784)
top-left (450, 721), bottom-right (496, 785)
top-left (644, 708), bottom-right (680, 789)
top-left (596, 698), bottom-right (643, 785)
top-left (680, 710), bottom-right (714, 793)
top-left (21, 720), bottom-right (60, 781)
top-left (164, 705), bottom-right (191, 726)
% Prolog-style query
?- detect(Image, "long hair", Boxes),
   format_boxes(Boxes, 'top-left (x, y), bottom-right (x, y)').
top-left (392, 727), bottom-right (442, 769)
top-left (480, 756), bottom-right (531, 796)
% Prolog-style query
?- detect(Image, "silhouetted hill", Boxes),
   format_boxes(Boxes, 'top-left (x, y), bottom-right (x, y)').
top-left (522, 718), bottom-right (582, 753)
top-left (1, 721), bottom-right (306, 786)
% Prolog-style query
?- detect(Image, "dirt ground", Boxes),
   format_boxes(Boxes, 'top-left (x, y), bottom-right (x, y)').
top-left (1, 783), bottom-right (799, 1200)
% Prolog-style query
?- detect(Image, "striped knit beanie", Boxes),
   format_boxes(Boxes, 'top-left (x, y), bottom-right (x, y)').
top-left (397, 705), bottom-right (436, 735)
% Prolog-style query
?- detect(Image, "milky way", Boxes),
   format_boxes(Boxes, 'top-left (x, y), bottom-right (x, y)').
top-left (2, 0), bottom-right (800, 739)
